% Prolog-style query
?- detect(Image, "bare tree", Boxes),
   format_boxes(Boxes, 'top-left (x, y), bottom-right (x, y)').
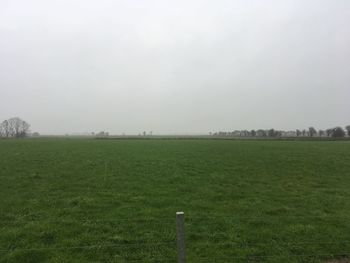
top-left (7, 118), bottom-right (16, 137)
top-left (256, 129), bottom-right (266, 137)
top-left (268, 129), bottom-right (276, 137)
top-left (326, 129), bottom-right (333, 137)
top-left (0, 120), bottom-right (10, 137)
top-left (332, 127), bottom-right (345, 138)
top-left (346, 125), bottom-right (350, 137)
top-left (0, 117), bottom-right (30, 138)
top-left (309, 127), bottom-right (317, 137)
top-left (20, 120), bottom-right (30, 137)
top-left (318, 130), bottom-right (325, 137)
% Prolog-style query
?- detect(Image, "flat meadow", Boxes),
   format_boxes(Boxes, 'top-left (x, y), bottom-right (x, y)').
top-left (0, 138), bottom-right (350, 262)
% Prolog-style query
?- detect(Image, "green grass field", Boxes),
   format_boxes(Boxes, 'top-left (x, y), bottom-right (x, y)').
top-left (1, 138), bottom-right (350, 262)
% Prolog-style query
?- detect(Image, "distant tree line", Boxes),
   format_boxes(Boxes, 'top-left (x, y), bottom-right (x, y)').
top-left (95, 131), bottom-right (109, 138)
top-left (0, 117), bottom-right (30, 138)
top-left (212, 126), bottom-right (350, 138)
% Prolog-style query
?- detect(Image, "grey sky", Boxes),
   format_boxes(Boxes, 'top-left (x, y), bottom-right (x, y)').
top-left (1, 0), bottom-right (349, 134)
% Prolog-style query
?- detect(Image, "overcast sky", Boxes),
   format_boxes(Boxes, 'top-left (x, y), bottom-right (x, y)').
top-left (0, 0), bottom-right (349, 134)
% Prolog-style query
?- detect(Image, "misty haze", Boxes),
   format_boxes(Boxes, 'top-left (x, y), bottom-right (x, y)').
top-left (0, 0), bottom-right (350, 262)
top-left (1, 0), bottom-right (349, 135)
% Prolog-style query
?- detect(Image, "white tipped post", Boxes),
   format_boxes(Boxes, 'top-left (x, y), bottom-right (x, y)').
top-left (176, 212), bottom-right (186, 263)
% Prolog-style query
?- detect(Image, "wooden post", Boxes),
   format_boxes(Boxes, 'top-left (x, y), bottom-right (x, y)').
top-left (176, 212), bottom-right (186, 263)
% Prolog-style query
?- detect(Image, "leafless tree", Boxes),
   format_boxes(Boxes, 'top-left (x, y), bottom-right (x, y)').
top-left (346, 125), bottom-right (350, 136)
top-left (309, 127), bottom-right (317, 137)
top-left (332, 127), bottom-right (345, 138)
top-left (0, 120), bottom-right (10, 137)
top-left (0, 117), bottom-right (30, 138)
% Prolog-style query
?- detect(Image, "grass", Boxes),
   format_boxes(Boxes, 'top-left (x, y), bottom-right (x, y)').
top-left (0, 138), bottom-right (350, 262)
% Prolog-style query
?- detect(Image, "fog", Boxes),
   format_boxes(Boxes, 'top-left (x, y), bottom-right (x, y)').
top-left (1, 0), bottom-right (349, 134)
